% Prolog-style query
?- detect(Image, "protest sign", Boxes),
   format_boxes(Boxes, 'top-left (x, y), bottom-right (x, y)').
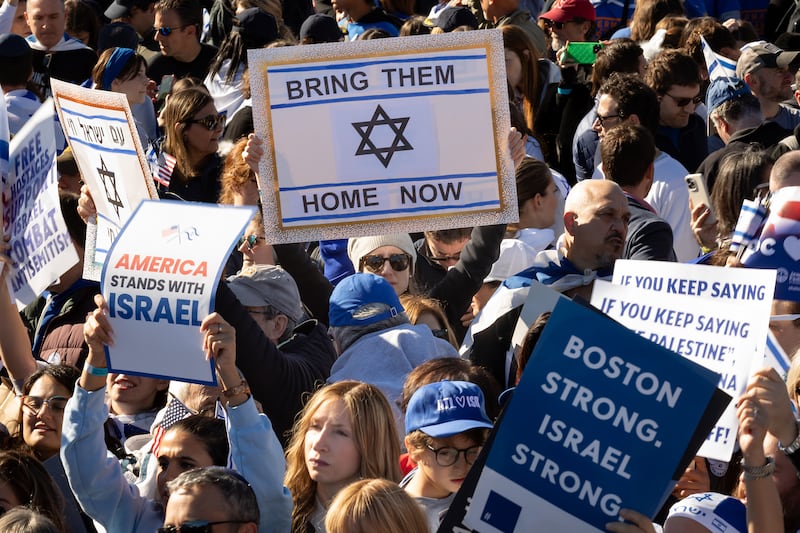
top-left (740, 186), bottom-right (800, 301)
top-left (51, 79), bottom-right (157, 281)
top-left (101, 200), bottom-right (255, 385)
top-left (463, 298), bottom-right (725, 532)
top-left (612, 260), bottom-right (775, 356)
top-left (3, 101), bottom-right (79, 308)
top-left (591, 279), bottom-right (752, 461)
top-left (0, 90), bottom-right (7, 279)
top-left (248, 30), bottom-right (516, 244)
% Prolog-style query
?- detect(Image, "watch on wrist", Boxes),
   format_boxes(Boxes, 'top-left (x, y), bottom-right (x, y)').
top-left (779, 420), bottom-right (800, 455)
top-left (222, 379), bottom-right (250, 399)
top-left (741, 456), bottom-right (776, 480)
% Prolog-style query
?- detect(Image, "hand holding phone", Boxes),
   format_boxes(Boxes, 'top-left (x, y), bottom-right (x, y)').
top-left (685, 173), bottom-right (717, 225)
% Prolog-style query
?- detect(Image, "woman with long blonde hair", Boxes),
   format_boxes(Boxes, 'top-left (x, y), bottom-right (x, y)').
top-left (325, 478), bottom-right (428, 533)
top-left (285, 381), bottom-right (401, 533)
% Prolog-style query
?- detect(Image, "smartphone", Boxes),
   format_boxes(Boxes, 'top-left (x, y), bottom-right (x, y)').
top-left (564, 42), bottom-right (604, 65)
top-left (157, 74), bottom-right (175, 101)
top-left (685, 173), bottom-right (717, 224)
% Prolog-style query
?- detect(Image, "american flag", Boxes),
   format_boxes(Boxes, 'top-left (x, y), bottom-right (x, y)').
top-left (150, 395), bottom-right (193, 457)
top-left (154, 153), bottom-right (176, 187)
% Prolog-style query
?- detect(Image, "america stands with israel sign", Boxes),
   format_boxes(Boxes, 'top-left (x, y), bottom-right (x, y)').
top-left (248, 30), bottom-right (516, 243)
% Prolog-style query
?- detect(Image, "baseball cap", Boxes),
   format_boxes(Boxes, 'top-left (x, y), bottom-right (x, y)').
top-left (299, 13), bottom-right (343, 43)
top-left (736, 41), bottom-right (800, 78)
top-left (434, 7), bottom-right (478, 32)
top-left (227, 265), bottom-right (303, 323)
top-left (405, 380), bottom-right (493, 437)
top-left (328, 273), bottom-right (403, 327)
top-left (233, 8), bottom-right (279, 49)
top-left (667, 493), bottom-right (745, 533)
top-left (540, 0), bottom-right (596, 23)
top-left (104, 0), bottom-right (149, 21)
top-left (706, 76), bottom-right (752, 115)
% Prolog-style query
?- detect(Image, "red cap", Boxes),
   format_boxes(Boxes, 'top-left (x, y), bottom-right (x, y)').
top-left (540, 0), bottom-right (596, 22)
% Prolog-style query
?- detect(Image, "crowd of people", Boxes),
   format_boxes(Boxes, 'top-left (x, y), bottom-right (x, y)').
top-left (2, 0), bottom-right (800, 530)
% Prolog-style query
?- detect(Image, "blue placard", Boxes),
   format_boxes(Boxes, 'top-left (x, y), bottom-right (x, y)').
top-left (467, 298), bottom-right (722, 531)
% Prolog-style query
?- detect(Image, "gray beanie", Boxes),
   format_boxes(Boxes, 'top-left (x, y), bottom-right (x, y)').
top-left (347, 234), bottom-right (417, 271)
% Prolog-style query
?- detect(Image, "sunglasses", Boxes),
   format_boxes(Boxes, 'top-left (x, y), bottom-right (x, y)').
top-left (21, 395), bottom-right (69, 415)
top-left (157, 520), bottom-right (250, 533)
top-left (360, 253), bottom-right (411, 273)
top-left (184, 113), bottom-right (226, 131)
top-left (238, 234), bottom-right (265, 251)
top-left (596, 113), bottom-right (625, 127)
top-left (155, 24), bottom-right (191, 36)
top-left (543, 19), bottom-right (576, 29)
top-left (663, 93), bottom-right (703, 108)
top-left (430, 252), bottom-right (461, 263)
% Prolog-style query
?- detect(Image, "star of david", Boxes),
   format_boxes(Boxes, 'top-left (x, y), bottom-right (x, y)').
top-left (97, 155), bottom-right (124, 219)
top-left (351, 105), bottom-right (413, 168)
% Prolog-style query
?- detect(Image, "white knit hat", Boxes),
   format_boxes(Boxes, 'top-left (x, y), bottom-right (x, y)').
top-left (347, 234), bottom-right (417, 271)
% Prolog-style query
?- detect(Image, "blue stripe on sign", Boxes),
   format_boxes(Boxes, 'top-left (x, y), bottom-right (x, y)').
top-left (58, 107), bottom-right (129, 123)
top-left (283, 199), bottom-right (499, 223)
top-left (68, 136), bottom-right (137, 155)
top-left (271, 87), bottom-right (490, 109)
top-left (280, 171), bottom-right (497, 192)
top-left (268, 54), bottom-right (487, 74)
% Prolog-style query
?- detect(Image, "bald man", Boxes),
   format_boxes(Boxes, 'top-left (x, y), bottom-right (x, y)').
top-left (462, 179), bottom-right (630, 387)
top-left (770, 151), bottom-right (800, 192)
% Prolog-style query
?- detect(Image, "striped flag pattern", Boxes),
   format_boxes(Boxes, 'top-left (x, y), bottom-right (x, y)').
top-left (150, 394), bottom-right (193, 457)
top-left (701, 36), bottom-right (737, 80)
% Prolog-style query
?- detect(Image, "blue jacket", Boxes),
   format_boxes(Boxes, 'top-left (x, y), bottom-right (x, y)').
top-left (61, 384), bottom-right (292, 533)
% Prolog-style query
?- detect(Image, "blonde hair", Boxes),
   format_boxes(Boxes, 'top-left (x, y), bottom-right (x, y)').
top-left (399, 294), bottom-right (458, 348)
top-left (284, 381), bottom-right (401, 533)
top-left (787, 356), bottom-right (800, 404)
top-left (324, 479), bottom-right (428, 533)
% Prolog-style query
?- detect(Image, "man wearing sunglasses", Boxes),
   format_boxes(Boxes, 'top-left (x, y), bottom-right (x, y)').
top-left (162, 467), bottom-right (258, 533)
top-left (146, 0), bottom-right (218, 86)
top-left (736, 42), bottom-right (800, 133)
top-left (645, 49), bottom-right (708, 174)
top-left (591, 73), bottom-right (698, 262)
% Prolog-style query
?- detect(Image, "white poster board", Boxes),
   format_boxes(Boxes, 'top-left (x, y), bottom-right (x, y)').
top-left (101, 201), bottom-right (255, 385)
top-left (3, 101), bottom-right (79, 308)
top-left (51, 79), bottom-right (157, 280)
top-left (248, 30), bottom-right (516, 243)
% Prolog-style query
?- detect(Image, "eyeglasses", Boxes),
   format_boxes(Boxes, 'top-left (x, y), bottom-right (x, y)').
top-left (360, 253), bottom-right (411, 273)
top-left (238, 234), bottom-right (265, 251)
top-left (753, 182), bottom-right (771, 201)
top-left (425, 444), bottom-right (482, 466)
top-left (154, 24), bottom-right (191, 37)
top-left (184, 113), bottom-right (226, 131)
top-left (430, 252), bottom-right (461, 264)
top-left (157, 520), bottom-right (251, 533)
top-left (543, 19), bottom-right (576, 30)
top-left (246, 306), bottom-right (280, 320)
top-left (596, 113), bottom-right (624, 127)
top-left (663, 92), bottom-right (703, 108)
top-left (21, 395), bottom-right (69, 415)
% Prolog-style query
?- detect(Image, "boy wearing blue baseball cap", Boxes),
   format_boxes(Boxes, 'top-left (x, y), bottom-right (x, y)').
top-left (401, 380), bottom-right (494, 532)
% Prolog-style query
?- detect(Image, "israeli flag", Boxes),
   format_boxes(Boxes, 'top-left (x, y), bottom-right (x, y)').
top-left (701, 36), bottom-right (738, 80)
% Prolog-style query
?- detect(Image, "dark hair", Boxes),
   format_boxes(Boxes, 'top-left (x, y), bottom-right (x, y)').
top-left (645, 48), bottom-right (701, 95)
top-left (629, 0), bottom-right (683, 41)
top-left (0, 48), bottom-right (32, 87)
top-left (167, 467), bottom-right (259, 525)
top-left (683, 18), bottom-right (736, 70)
top-left (59, 191), bottom-right (87, 247)
top-left (710, 93), bottom-right (761, 124)
top-left (712, 148), bottom-right (772, 237)
top-left (155, 0), bottom-right (203, 39)
top-left (22, 365), bottom-right (81, 398)
top-left (91, 48), bottom-right (147, 89)
top-left (358, 28), bottom-right (391, 40)
top-left (167, 416), bottom-right (228, 466)
top-left (398, 357), bottom-right (502, 420)
top-left (516, 311), bottom-right (550, 383)
top-left (515, 158), bottom-right (553, 210)
top-left (591, 38), bottom-right (643, 96)
top-left (65, 0), bottom-right (102, 49)
top-left (424, 228), bottom-right (472, 243)
top-left (0, 451), bottom-right (66, 532)
top-left (600, 123), bottom-right (656, 188)
top-left (599, 73), bottom-right (660, 136)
